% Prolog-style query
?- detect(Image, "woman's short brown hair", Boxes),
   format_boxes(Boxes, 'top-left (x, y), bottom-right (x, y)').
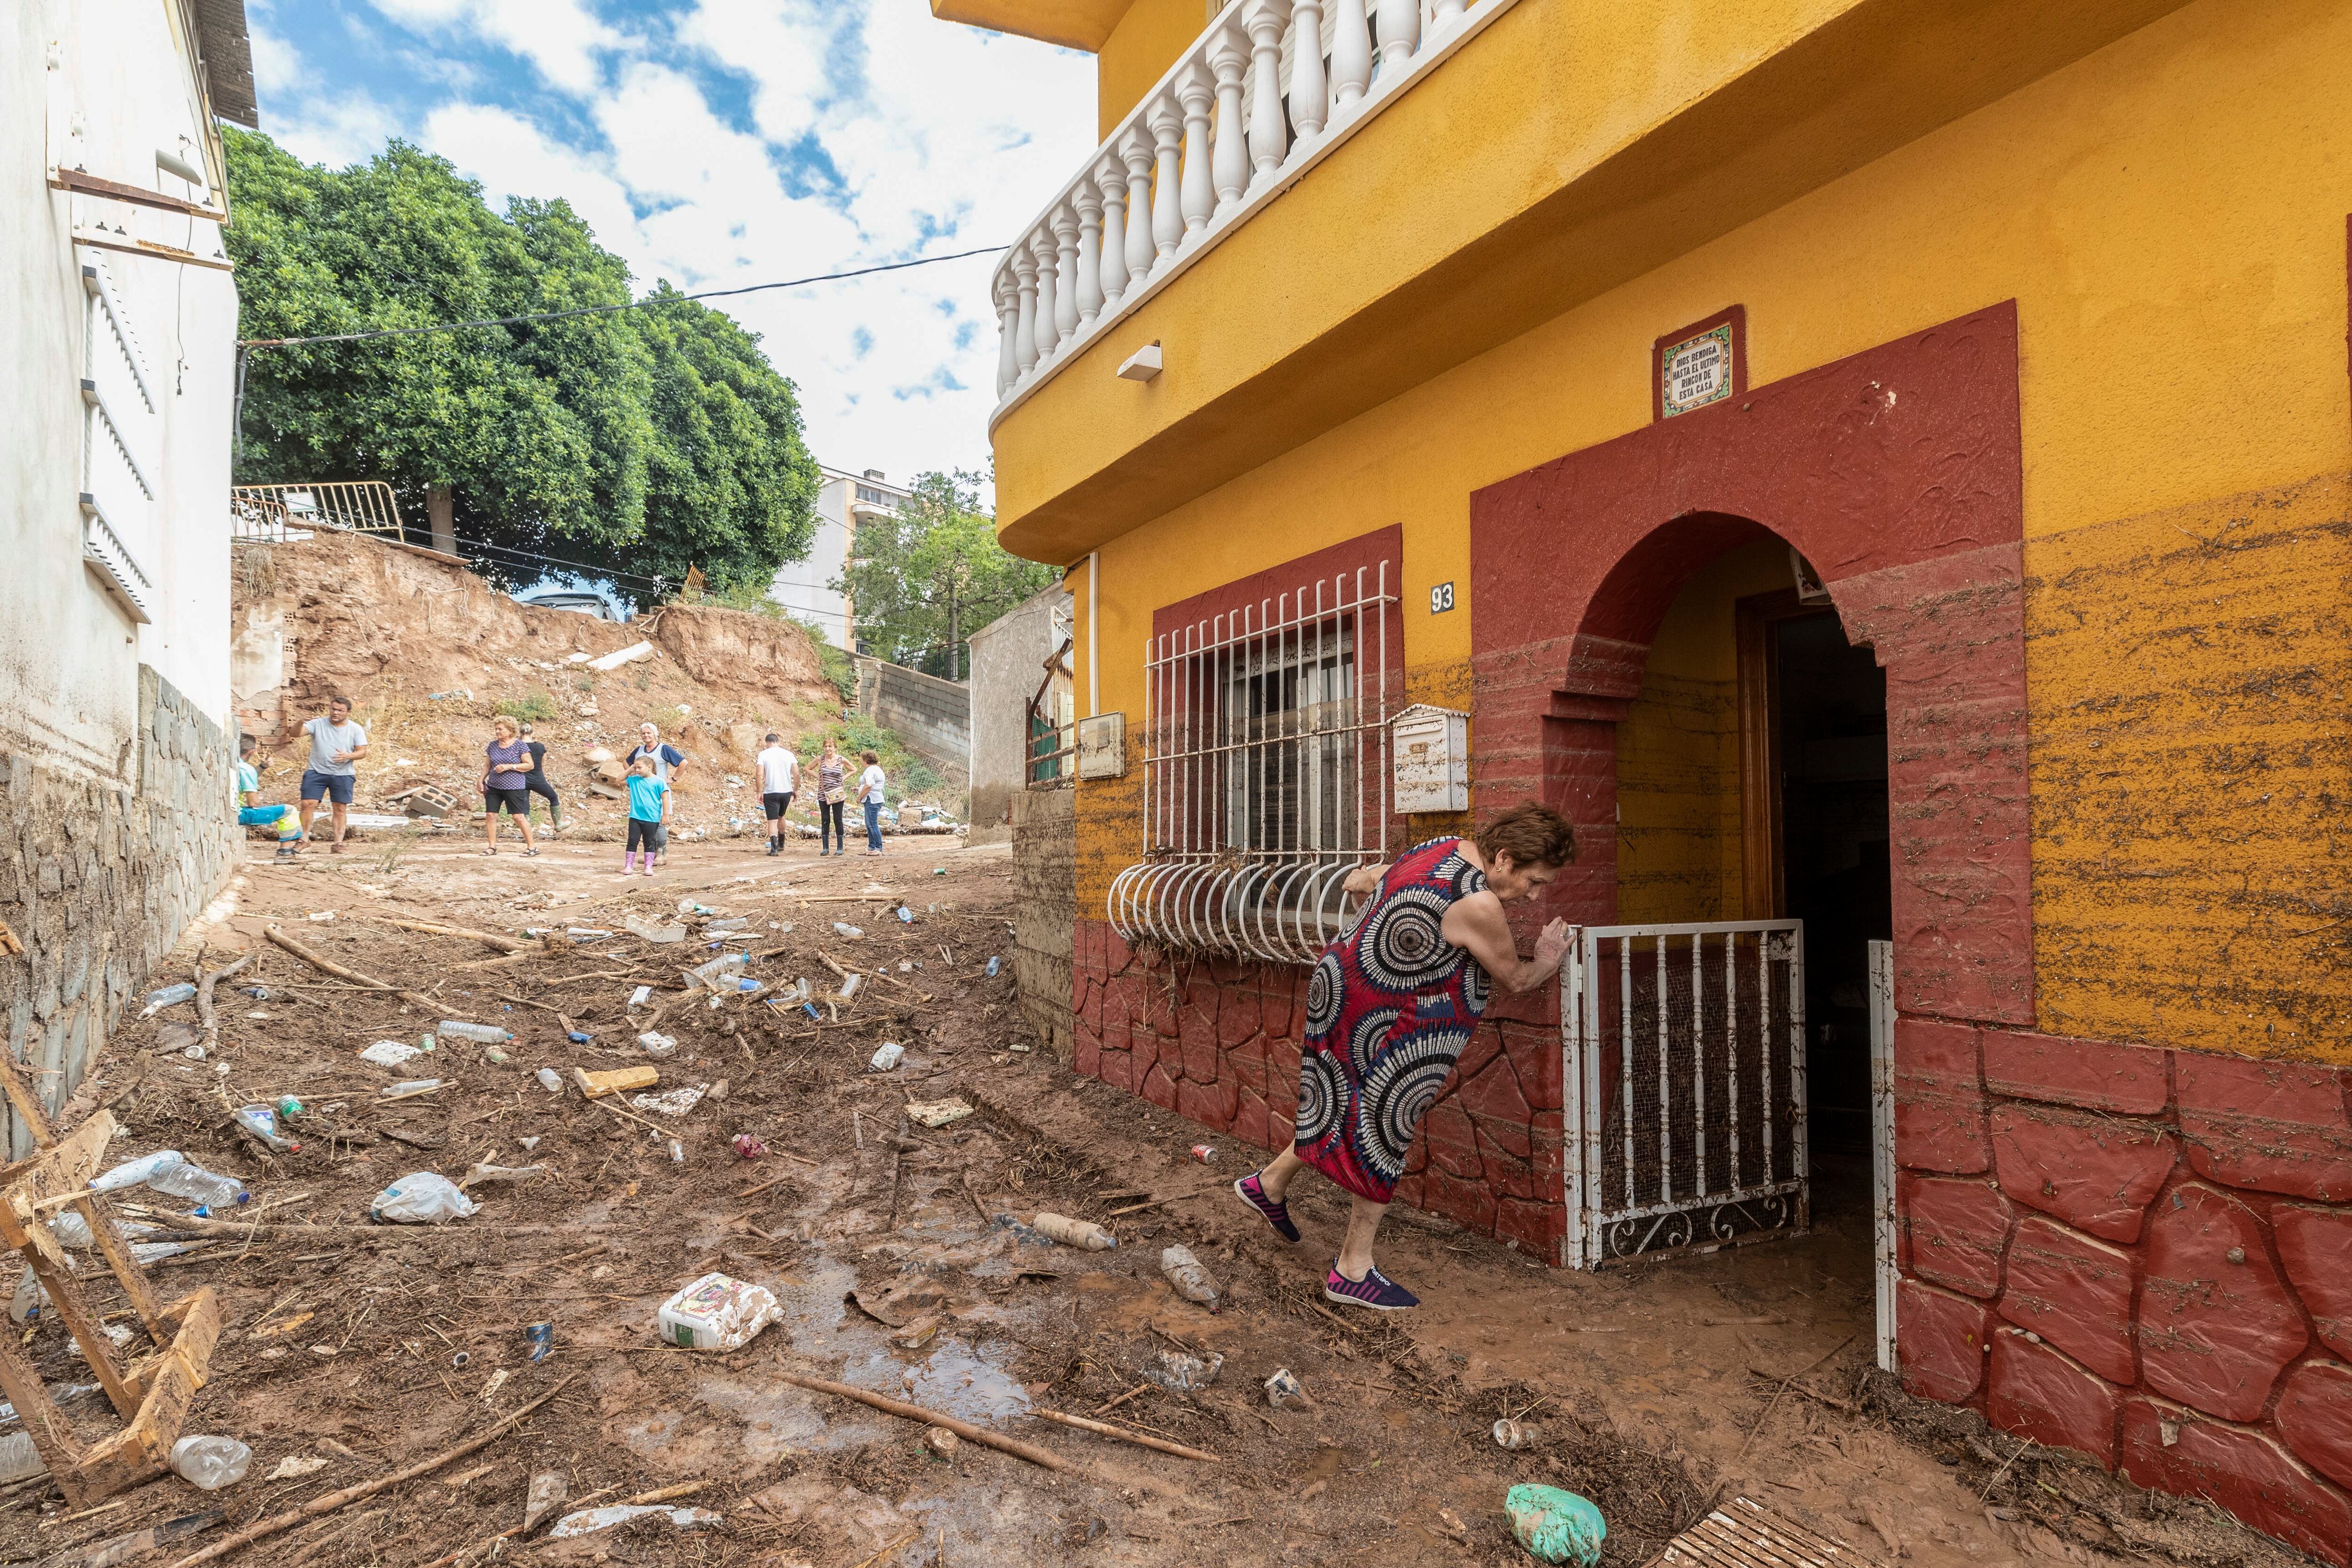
top-left (859, 749), bottom-right (880, 765)
top-left (1473, 802), bottom-right (1576, 870)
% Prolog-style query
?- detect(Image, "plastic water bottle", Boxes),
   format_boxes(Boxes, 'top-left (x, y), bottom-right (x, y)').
top-left (832, 922), bottom-right (862, 939)
top-left (437, 1020), bottom-right (512, 1044)
top-left (139, 983), bottom-right (196, 1018)
top-left (986, 956), bottom-right (1001, 978)
top-left (148, 1165), bottom-right (250, 1210)
top-left (897, 906), bottom-right (914, 923)
top-left (0, 1431), bottom-right (43, 1482)
top-left (89, 1151), bottom-right (185, 1194)
top-left (168, 1435), bottom-right (251, 1490)
top-left (536, 1068), bottom-right (564, 1094)
top-left (1159, 1245), bottom-right (1221, 1312)
top-left (1032, 1213), bottom-right (1116, 1251)
top-left (232, 1106), bottom-right (298, 1154)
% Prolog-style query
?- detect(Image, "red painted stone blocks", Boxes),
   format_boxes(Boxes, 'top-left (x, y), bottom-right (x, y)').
top-left (1138, 1062), bottom-right (1178, 1112)
top-left (2141, 1183), bottom-right (2310, 1422)
top-left (1989, 1329), bottom-right (2124, 1468)
top-left (2122, 1400), bottom-right (2352, 1567)
top-left (1422, 1166), bottom-right (1499, 1236)
top-left (1982, 1030), bottom-right (2169, 1114)
top-left (1232, 1086), bottom-right (1272, 1152)
top-left (1989, 1105), bottom-right (2176, 1244)
top-left (2177, 1054), bottom-right (2352, 1202)
top-left (2277, 1204), bottom-right (2352, 1361)
top-left (1998, 1216), bottom-right (2137, 1385)
top-left (1895, 1016), bottom-right (1989, 1174)
top-left (1420, 1100), bottom-right (1481, 1181)
top-left (2280, 1362), bottom-right (2352, 1493)
top-left (1902, 1176), bottom-right (2012, 1298)
top-left (1177, 1004), bottom-right (1219, 1085)
top-left (1216, 994), bottom-right (1260, 1046)
top-left (1176, 1076), bottom-right (1232, 1131)
top-left (1898, 1280), bottom-right (1990, 1403)
top-left (1073, 1027), bottom-right (1100, 1078)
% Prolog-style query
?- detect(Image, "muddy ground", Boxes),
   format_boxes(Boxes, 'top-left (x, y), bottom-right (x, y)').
top-left (0, 833), bottom-right (2310, 1568)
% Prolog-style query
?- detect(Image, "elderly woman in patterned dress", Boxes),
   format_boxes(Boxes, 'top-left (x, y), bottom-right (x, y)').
top-left (1232, 802), bottom-right (1577, 1311)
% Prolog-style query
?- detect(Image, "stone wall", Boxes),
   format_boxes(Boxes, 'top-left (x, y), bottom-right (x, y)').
top-left (1010, 787), bottom-right (1076, 1063)
top-left (0, 668), bottom-right (235, 1153)
top-left (852, 656), bottom-right (969, 774)
top-left (967, 587), bottom-right (1070, 846)
top-left (1894, 1024), bottom-right (2352, 1564)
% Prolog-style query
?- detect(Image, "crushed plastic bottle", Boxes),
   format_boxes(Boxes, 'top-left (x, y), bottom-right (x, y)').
top-left (168, 1435), bottom-right (252, 1490)
top-left (1144, 1349), bottom-right (1224, 1391)
top-left (88, 1151), bottom-right (185, 1194)
top-left (897, 906), bottom-right (914, 923)
top-left (437, 1020), bottom-right (513, 1044)
top-left (381, 1079), bottom-right (444, 1099)
top-left (276, 1096), bottom-right (304, 1122)
top-left (667, 1139), bottom-right (684, 1163)
top-left (1031, 1213), bottom-right (1116, 1250)
top-left (1159, 1245), bottom-right (1221, 1312)
top-left (139, 983), bottom-right (196, 1019)
top-left (1504, 1485), bottom-right (1606, 1566)
top-left (536, 1067), bottom-right (564, 1094)
top-left (147, 1164), bottom-right (249, 1210)
top-left (371, 1172), bottom-right (478, 1224)
top-left (832, 922), bottom-right (863, 939)
top-left (985, 956), bottom-right (1001, 978)
top-left (685, 953), bottom-right (747, 990)
top-left (232, 1105), bottom-right (299, 1154)
top-left (0, 1431), bottom-right (44, 1481)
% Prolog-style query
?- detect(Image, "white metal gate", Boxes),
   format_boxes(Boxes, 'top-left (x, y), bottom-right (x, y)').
top-left (1561, 921), bottom-right (1809, 1269)
top-left (1868, 939), bottom-right (1898, 1371)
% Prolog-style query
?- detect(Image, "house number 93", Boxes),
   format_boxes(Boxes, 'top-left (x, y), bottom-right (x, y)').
top-left (1429, 581), bottom-right (1455, 614)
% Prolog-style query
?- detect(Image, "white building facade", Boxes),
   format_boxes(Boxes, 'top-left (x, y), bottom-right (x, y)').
top-left (0, 0), bottom-right (253, 1140)
top-left (767, 465), bottom-right (908, 651)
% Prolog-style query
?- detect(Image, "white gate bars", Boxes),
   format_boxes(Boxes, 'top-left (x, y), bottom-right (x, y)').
top-left (1561, 921), bottom-right (1808, 1269)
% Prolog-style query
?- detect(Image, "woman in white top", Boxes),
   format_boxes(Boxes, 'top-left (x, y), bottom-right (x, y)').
top-left (857, 749), bottom-right (887, 855)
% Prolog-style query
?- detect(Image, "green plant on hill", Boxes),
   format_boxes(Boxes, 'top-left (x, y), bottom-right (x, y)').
top-left (494, 691), bottom-right (560, 723)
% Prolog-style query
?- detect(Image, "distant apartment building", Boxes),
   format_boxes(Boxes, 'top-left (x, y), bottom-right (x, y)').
top-left (768, 466), bottom-right (909, 652)
top-left (2, 0), bottom-right (254, 1140)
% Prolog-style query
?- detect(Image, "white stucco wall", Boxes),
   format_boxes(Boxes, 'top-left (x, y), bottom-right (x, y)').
top-left (2, 0), bottom-right (238, 781)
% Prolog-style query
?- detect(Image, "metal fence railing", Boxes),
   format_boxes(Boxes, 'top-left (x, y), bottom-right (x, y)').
top-left (230, 481), bottom-right (404, 542)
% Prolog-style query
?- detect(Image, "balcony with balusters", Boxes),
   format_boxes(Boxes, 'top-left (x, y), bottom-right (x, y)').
top-left (990, 0), bottom-right (1513, 429)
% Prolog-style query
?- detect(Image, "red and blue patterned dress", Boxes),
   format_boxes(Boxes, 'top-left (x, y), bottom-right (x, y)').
top-left (1296, 837), bottom-right (1493, 1203)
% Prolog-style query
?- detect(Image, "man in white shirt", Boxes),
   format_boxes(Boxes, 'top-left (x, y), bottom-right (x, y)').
top-left (296, 695), bottom-right (369, 855)
top-left (755, 733), bottom-right (800, 857)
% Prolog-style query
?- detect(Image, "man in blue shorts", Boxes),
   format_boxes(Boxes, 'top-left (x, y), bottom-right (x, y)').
top-left (296, 694), bottom-right (369, 855)
top-left (236, 735), bottom-right (303, 860)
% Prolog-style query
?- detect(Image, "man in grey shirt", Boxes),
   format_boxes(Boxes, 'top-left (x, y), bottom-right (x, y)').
top-left (297, 694), bottom-right (369, 855)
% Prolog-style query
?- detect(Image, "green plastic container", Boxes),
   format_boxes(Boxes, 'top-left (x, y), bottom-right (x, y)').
top-left (1504, 1484), bottom-right (1606, 1567)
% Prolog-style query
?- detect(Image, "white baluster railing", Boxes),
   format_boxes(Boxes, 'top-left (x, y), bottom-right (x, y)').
top-left (986, 0), bottom-right (1523, 428)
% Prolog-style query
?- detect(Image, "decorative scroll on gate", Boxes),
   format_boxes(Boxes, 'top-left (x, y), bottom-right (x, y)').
top-left (1560, 922), bottom-right (1808, 1269)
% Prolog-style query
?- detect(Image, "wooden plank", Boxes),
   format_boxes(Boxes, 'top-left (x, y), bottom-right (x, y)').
top-left (124, 1290), bottom-right (220, 1404)
top-left (1658, 1499), bottom-right (1879, 1568)
top-left (74, 1296), bottom-right (219, 1501)
top-left (0, 1111), bottom-right (116, 1266)
top-left (75, 1194), bottom-right (165, 1344)
top-left (24, 1244), bottom-right (137, 1419)
top-left (0, 1048), bottom-right (56, 1147)
top-left (0, 1295), bottom-right (86, 1504)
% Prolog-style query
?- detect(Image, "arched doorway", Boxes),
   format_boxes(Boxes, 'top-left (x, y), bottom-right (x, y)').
top-left (1467, 304), bottom-right (2030, 1343)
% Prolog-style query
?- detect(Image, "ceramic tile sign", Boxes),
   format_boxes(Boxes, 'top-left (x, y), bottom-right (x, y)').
top-left (1653, 305), bottom-right (1747, 421)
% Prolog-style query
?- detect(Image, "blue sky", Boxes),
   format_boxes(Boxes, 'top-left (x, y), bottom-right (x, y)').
top-left (244, 0), bottom-right (1097, 492)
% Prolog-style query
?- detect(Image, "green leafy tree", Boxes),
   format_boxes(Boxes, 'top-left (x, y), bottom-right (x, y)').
top-left (222, 128), bottom-right (818, 604)
top-left (834, 470), bottom-right (1058, 679)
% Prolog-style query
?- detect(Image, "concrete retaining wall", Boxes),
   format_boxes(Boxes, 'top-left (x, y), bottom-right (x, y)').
top-left (853, 656), bottom-right (969, 772)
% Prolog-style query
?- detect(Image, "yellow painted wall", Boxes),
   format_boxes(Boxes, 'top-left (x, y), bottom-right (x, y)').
top-left (1097, 0), bottom-right (1204, 140)
top-left (1614, 543), bottom-right (1789, 925)
top-left (1057, 0), bottom-right (2352, 1059)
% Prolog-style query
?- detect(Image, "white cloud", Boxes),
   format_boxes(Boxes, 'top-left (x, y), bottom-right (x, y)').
top-left (372, 0), bottom-right (623, 94)
top-left (676, 0), bottom-right (836, 147)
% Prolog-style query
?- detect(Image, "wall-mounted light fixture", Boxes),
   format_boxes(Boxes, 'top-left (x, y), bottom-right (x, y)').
top-left (1116, 342), bottom-right (1162, 382)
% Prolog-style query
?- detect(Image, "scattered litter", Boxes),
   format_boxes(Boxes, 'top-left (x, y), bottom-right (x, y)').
top-left (731, 1133), bottom-right (766, 1160)
top-left (637, 1032), bottom-right (678, 1057)
top-left (897, 906), bottom-right (914, 923)
top-left (667, 1138), bottom-right (685, 1162)
top-left (632, 1085), bottom-right (707, 1117)
top-left (480, 1369), bottom-right (509, 1403)
top-left (1144, 1349), bottom-right (1224, 1392)
top-left (1190, 1144), bottom-right (1217, 1163)
top-left (905, 1099), bottom-right (973, 1129)
top-left (629, 985), bottom-right (653, 1007)
top-left (684, 953), bottom-right (746, 990)
top-left (359, 1041), bottom-right (423, 1068)
top-left (564, 926), bottom-right (613, 939)
top-left (585, 640), bottom-right (655, 673)
top-left (381, 1079), bottom-right (444, 1100)
top-left (483, 1046), bottom-right (509, 1065)
top-left (1031, 1213), bottom-right (1115, 1251)
top-left (923, 1426), bottom-right (959, 1459)
top-left (832, 922), bottom-right (863, 939)
top-left (838, 974), bottom-right (863, 999)
top-left (1505, 1484), bottom-right (1606, 1566)
top-left (306, 911), bottom-right (336, 923)
top-left (519, 1137), bottom-right (541, 1151)
top-left (536, 1068), bottom-right (564, 1094)
top-left (548, 1505), bottom-right (722, 1539)
top-left (1159, 1245), bottom-right (1221, 1311)
top-left (370, 1173), bottom-right (478, 1225)
top-left (168, 1436), bottom-right (251, 1491)
top-left (148, 1163), bottom-right (248, 1210)
top-left (986, 956), bottom-right (1001, 978)
top-left (232, 1105), bottom-right (299, 1154)
top-left (524, 1472), bottom-right (569, 1532)
top-left (625, 915), bottom-right (687, 944)
top-left (463, 1163), bottom-right (547, 1187)
top-left (1265, 1368), bottom-right (1311, 1409)
top-left (657, 1273), bottom-right (783, 1350)
top-left (677, 899), bottom-right (717, 915)
top-left (868, 1043), bottom-right (905, 1073)
top-left (89, 1150), bottom-right (184, 1193)
top-left (264, 1454), bottom-right (328, 1481)
top-left (525, 1322), bottom-right (554, 1363)
top-left (566, 1031), bottom-right (594, 1044)
top-left (1493, 1417), bottom-right (1539, 1450)
top-left (437, 1020), bottom-right (512, 1044)
top-left (706, 917), bottom-right (749, 934)
top-left (892, 1317), bottom-right (940, 1351)
top-left (140, 983), bottom-right (196, 1018)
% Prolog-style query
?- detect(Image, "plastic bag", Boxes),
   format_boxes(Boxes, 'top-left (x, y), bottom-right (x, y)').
top-left (370, 1173), bottom-right (479, 1225)
top-left (1504, 1484), bottom-right (1606, 1566)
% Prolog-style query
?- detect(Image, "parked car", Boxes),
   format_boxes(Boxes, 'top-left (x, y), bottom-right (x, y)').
top-left (515, 590), bottom-right (613, 620)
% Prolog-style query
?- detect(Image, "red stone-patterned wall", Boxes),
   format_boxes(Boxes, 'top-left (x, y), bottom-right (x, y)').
top-left (1071, 919), bottom-right (1570, 1258)
top-left (1895, 1022), bottom-right (2352, 1564)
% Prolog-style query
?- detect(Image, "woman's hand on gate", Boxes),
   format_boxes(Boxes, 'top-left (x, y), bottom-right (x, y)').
top-left (1533, 917), bottom-right (1570, 971)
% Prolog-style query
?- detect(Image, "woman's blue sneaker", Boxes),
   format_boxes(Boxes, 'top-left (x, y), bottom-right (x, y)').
top-left (1325, 1261), bottom-right (1419, 1312)
top-left (1233, 1172), bottom-right (1299, 1242)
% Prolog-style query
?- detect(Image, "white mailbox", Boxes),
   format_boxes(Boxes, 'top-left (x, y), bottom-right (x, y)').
top-left (1391, 703), bottom-right (1469, 813)
top-left (1075, 712), bottom-right (1128, 779)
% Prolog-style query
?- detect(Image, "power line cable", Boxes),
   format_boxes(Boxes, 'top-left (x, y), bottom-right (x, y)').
top-left (235, 245), bottom-right (1007, 350)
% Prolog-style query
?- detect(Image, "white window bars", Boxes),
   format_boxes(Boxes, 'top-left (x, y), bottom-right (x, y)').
top-left (1109, 563), bottom-right (1395, 965)
top-left (1561, 921), bottom-right (1809, 1269)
